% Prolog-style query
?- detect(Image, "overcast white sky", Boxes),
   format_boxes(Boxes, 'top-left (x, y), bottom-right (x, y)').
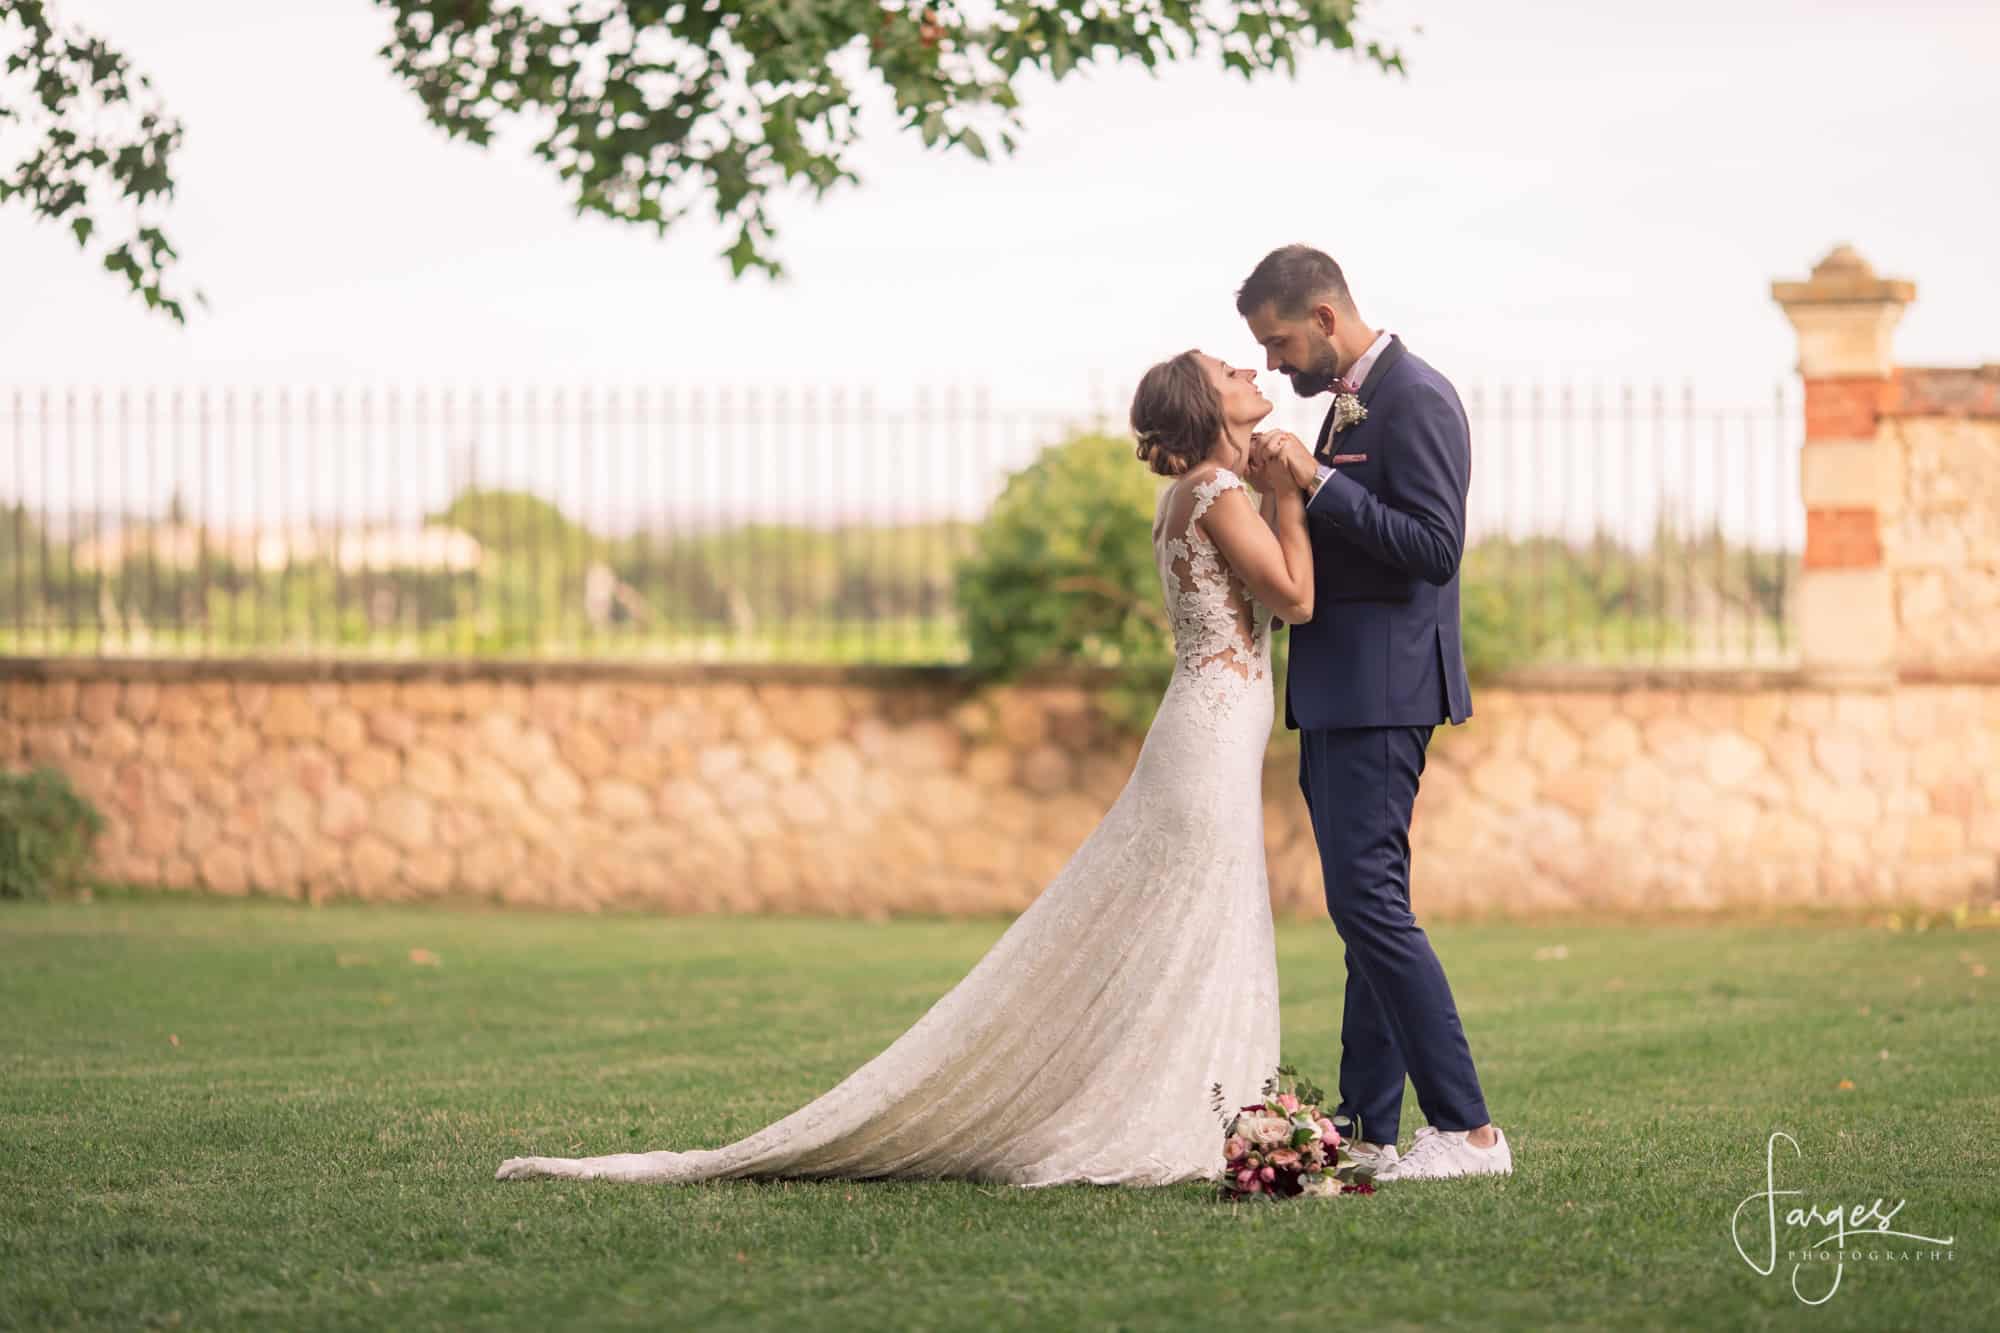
top-left (3, 0), bottom-right (1995, 414)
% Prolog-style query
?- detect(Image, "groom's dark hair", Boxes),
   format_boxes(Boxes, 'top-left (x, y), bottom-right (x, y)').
top-left (1235, 245), bottom-right (1355, 320)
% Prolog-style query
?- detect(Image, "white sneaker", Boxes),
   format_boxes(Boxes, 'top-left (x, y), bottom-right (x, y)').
top-left (1378, 1125), bottom-right (1512, 1181)
top-left (1343, 1139), bottom-right (1400, 1177)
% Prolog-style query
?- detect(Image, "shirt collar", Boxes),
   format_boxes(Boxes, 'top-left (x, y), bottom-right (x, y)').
top-left (1339, 330), bottom-right (1394, 394)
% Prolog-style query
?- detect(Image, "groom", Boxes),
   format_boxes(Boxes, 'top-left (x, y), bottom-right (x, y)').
top-left (1236, 244), bottom-right (1510, 1182)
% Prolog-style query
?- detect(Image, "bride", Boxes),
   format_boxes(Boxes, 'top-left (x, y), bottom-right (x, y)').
top-left (497, 350), bottom-right (1315, 1187)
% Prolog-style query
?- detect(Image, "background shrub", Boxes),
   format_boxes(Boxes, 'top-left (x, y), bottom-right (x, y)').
top-left (955, 434), bottom-right (1176, 730)
top-left (0, 766), bottom-right (106, 900)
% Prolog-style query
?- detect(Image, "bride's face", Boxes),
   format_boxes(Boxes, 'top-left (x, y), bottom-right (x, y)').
top-left (1200, 354), bottom-right (1272, 430)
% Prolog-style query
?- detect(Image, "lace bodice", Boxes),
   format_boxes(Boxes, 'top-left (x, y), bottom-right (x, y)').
top-left (1155, 469), bottom-right (1273, 707)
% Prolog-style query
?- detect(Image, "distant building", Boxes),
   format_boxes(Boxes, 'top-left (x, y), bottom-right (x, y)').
top-left (70, 523), bottom-right (483, 574)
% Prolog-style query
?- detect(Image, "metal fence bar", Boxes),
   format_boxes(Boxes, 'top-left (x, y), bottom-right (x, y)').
top-left (90, 388), bottom-right (105, 654)
top-left (1772, 384), bottom-right (1791, 657)
top-left (1531, 384), bottom-right (1547, 655)
top-left (1619, 384), bottom-right (1635, 662)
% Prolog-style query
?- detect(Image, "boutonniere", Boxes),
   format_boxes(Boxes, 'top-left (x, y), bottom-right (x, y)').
top-left (1330, 392), bottom-right (1368, 435)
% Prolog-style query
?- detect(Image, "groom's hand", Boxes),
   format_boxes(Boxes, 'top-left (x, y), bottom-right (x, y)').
top-left (1254, 430), bottom-right (1319, 492)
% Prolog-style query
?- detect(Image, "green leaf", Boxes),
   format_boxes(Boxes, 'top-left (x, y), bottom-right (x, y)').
top-left (722, 229), bottom-right (762, 277)
top-left (1049, 31), bottom-right (1075, 78)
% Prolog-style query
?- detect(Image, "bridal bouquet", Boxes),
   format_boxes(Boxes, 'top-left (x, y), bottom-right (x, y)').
top-left (1212, 1066), bottom-right (1376, 1200)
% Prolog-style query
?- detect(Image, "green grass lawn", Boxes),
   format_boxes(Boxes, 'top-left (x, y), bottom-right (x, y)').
top-left (2, 897), bottom-right (1994, 1331)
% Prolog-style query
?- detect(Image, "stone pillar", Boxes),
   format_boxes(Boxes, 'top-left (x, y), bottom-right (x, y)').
top-left (1772, 245), bottom-right (1915, 684)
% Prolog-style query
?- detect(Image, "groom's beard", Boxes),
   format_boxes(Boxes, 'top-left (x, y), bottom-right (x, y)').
top-left (1283, 342), bottom-right (1342, 397)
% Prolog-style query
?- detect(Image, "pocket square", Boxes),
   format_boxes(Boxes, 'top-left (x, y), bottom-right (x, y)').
top-left (1331, 452), bottom-right (1368, 464)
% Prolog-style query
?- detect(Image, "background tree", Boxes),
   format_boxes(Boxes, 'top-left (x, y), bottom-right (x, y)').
top-left (956, 432), bottom-right (1177, 729)
top-left (957, 433), bottom-right (1164, 668)
top-left (0, 0), bottom-right (191, 317)
top-left (0, 0), bottom-right (1402, 321)
top-left (429, 487), bottom-right (601, 560)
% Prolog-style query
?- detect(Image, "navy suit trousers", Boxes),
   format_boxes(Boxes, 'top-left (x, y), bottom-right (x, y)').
top-left (1298, 725), bottom-right (1489, 1144)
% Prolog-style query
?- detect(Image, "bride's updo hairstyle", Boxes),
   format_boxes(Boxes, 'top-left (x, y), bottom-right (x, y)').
top-left (1130, 349), bottom-right (1223, 477)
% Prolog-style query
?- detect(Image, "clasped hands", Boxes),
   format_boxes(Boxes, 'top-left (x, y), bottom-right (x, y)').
top-left (1244, 430), bottom-right (1318, 496)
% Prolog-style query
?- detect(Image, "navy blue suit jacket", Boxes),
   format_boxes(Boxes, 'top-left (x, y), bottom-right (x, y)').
top-left (1283, 337), bottom-right (1475, 732)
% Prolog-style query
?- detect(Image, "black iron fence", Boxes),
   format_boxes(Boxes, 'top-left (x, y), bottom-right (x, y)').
top-left (0, 381), bottom-right (1801, 667)
top-left (1459, 382), bottom-right (1801, 666)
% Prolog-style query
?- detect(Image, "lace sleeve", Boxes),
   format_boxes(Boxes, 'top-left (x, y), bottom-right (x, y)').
top-left (1188, 469), bottom-right (1246, 526)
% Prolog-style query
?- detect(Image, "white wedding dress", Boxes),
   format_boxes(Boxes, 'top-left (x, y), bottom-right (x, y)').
top-left (497, 468), bottom-right (1280, 1187)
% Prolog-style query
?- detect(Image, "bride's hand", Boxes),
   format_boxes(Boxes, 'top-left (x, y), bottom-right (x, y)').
top-left (1243, 436), bottom-right (1284, 493)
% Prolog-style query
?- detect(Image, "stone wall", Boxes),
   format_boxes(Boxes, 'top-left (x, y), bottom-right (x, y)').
top-left (1408, 673), bottom-right (1997, 914)
top-left (3, 661), bottom-right (1995, 917)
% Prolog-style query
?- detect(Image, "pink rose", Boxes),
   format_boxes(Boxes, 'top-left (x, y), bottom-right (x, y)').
top-left (1250, 1117), bottom-right (1291, 1148)
top-left (1260, 1166), bottom-right (1276, 1182)
top-left (1236, 1168), bottom-right (1256, 1186)
top-left (1245, 1179), bottom-right (1262, 1194)
top-left (1268, 1149), bottom-right (1301, 1169)
top-left (1223, 1136), bottom-right (1248, 1161)
top-left (1277, 1094), bottom-right (1301, 1113)
top-left (1318, 1118), bottom-right (1341, 1147)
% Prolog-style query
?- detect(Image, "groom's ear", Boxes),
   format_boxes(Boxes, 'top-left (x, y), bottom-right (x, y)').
top-left (1310, 302), bottom-right (1340, 337)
